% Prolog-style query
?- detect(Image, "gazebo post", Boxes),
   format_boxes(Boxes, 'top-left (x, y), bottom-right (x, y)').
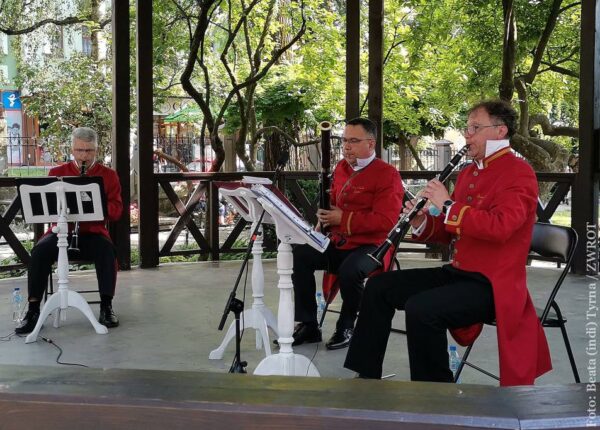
top-left (573, 0), bottom-right (599, 275)
top-left (111, 0), bottom-right (131, 270)
top-left (368, 0), bottom-right (384, 157)
top-left (346, 0), bottom-right (360, 120)
top-left (136, 0), bottom-right (159, 268)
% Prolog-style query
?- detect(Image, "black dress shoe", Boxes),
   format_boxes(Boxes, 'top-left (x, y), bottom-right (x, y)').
top-left (15, 310), bottom-right (40, 335)
top-left (326, 328), bottom-right (353, 350)
top-left (354, 373), bottom-right (379, 379)
top-left (273, 322), bottom-right (322, 346)
top-left (292, 322), bottom-right (322, 346)
top-left (99, 305), bottom-right (119, 328)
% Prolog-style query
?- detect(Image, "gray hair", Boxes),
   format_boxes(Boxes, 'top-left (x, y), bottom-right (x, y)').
top-left (71, 127), bottom-right (98, 149)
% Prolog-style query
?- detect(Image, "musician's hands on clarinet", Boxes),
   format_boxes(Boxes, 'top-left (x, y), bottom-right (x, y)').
top-left (317, 205), bottom-right (342, 228)
top-left (420, 178), bottom-right (451, 210)
top-left (402, 199), bottom-right (427, 227)
top-left (403, 178), bottom-right (451, 227)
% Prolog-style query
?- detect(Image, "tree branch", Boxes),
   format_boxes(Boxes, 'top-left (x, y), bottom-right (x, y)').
top-left (214, 1), bottom-right (306, 124)
top-left (524, 0), bottom-right (563, 84)
top-left (0, 16), bottom-right (90, 35)
top-left (538, 62), bottom-right (578, 78)
top-left (529, 113), bottom-right (579, 138)
top-left (559, 1), bottom-right (581, 14)
top-left (181, 2), bottom-right (219, 129)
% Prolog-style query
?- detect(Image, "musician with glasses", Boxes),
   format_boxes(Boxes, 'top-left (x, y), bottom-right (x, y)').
top-left (289, 117), bottom-right (404, 350)
top-left (345, 100), bottom-right (551, 386)
top-left (16, 127), bottom-right (123, 334)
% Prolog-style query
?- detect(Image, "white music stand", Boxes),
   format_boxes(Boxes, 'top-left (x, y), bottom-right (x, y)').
top-left (18, 178), bottom-right (108, 343)
top-left (209, 180), bottom-right (278, 360)
top-left (251, 184), bottom-right (329, 377)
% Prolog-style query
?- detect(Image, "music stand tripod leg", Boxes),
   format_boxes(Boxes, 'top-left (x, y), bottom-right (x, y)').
top-left (209, 318), bottom-right (238, 360)
top-left (66, 290), bottom-right (108, 335)
top-left (25, 291), bottom-right (62, 343)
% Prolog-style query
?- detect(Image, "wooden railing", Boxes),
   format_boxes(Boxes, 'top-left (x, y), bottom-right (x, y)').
top-left (0, 171), bottom-right (575, 271)
top-left (153, 171), bottom-right (576, 262)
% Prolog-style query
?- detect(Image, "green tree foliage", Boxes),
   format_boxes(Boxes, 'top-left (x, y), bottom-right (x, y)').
top-left (2, 0), bottom-right (112, 159)
top-left (0, 0), bottom-right (101, 35)
top-left (16, 53), bottom-right (112, 161)
top-left (1, 0), bottom-right (582, 173)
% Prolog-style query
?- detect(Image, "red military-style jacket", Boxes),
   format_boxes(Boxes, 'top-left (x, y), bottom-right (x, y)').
top-left (46, 161), bottom-right (123, 240)
top-left (415, 148), bottom-right (551, 386)
top-left (329, 158), bottom-right (404, 250)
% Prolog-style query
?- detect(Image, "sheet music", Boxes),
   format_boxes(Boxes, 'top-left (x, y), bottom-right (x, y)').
top-left (251, 184), bottom-right (329, 251)
top-left (243, 176), bottom-right (273, 185)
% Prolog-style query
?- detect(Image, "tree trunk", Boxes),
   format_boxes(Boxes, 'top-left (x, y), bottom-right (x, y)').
top-left (499, 0), bottom-right (516, 101)
top-left (90, 0), bottom-right (100, 61)
top-left (405, 136), bottom-right (427, 171)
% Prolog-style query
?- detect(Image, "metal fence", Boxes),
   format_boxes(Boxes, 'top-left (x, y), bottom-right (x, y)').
top-left (0, 137), bottom-right (65, 176)
top-left (3, 134), bottom-right (523, 176)
top-left (153, 134), bottom-right (458, 173)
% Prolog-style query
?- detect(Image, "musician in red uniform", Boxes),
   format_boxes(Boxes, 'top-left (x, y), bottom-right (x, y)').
top-left (291, 118), bottom-right (404, 350)
top-left (345, 100), bottom-right (551, 386)
top-left (16, 127), bottom-right (123, 334)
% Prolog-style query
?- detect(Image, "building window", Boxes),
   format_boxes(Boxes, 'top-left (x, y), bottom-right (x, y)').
top-left (82, 26), bottom-right (92, 56)
top-left (43, 27), bottom-right (64, 57)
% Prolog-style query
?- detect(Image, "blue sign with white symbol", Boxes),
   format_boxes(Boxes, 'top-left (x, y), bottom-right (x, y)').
top-left (2, 91), bottom-right (21, 110)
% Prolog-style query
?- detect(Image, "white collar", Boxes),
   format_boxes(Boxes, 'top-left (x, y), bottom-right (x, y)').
top-left (74, 160), bottom-right (96, 171)
top-left (352, 152), bottom-right (376, 171)
top-left (475, 139), bottom-right (510, 169)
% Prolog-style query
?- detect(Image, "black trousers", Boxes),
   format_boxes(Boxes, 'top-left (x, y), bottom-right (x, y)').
top-left (27, 233), bottom-right (117, 301)
top-left (344, 265), bottom-right (495, 382)
top-left (292, 243), bottom-right (376, 330)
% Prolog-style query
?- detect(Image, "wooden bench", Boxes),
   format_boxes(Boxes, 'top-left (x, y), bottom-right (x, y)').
top-left (0, 364), bottom-right (591, 429)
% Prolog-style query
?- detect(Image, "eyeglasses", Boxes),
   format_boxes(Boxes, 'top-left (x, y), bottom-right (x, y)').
top-left (73, 148), bottom-right (96, 154)
top-left (463, 124), bottom-right (502, 136)
top-left (342, 137), bottom-right (373, 144)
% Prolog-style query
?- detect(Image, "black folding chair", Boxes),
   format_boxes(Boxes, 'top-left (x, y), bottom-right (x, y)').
top-left (454, 222), bottom-right (580, 383)
top-left (45, 258), bottom-right (101, 305)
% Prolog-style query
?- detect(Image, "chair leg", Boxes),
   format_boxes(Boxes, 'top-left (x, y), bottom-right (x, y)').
top-left (553, 303), bottom-right (580, 383)
top-left (454, 344), bottom-right (473, 382)
top-left (559, 321), bottom-right (581, 383)
top-left (44, 273), bottom-right (54, 302)
top-left (318, 301), bottom-right (329, 328)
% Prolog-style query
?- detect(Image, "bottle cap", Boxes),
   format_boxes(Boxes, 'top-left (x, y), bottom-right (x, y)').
top-left (449, 345), bottom-right (457, 351)
top-left (14, 287), bottom-right (20, 291)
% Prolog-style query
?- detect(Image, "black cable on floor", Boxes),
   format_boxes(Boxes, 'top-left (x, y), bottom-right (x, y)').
top-left (0, 331), bottom-right (16, 341)
top-left (40, 337), bottom-right (89, 368)
top-left (307, 342), bottom-right (320, 377)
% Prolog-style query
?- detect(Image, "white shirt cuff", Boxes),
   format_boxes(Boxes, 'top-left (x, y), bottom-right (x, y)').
top-left (412, 218), bottom-right (428, 236)
top-left (443, 203), bottom-right (455, 223)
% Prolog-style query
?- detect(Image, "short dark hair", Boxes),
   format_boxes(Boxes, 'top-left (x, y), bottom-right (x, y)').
top-left (468, 100), bottom-right (518, 138)
top-left (346, 117), bottom-right (377, 139)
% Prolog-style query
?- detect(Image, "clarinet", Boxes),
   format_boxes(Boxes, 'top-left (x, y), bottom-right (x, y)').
top-left (69, 161), bottom-right (86, 251)
top-left (318, 121), bottom-right (332, 233)
top-left (366, 144), bottom-right (470, 268)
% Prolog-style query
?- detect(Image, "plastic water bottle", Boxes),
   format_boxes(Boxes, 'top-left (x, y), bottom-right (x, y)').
top-left (12, 287), bottom-right (24, 324)
top-left (449, 345), bottom-right (461, 383)
top-left (316, 292), bottom-right (326, 323)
